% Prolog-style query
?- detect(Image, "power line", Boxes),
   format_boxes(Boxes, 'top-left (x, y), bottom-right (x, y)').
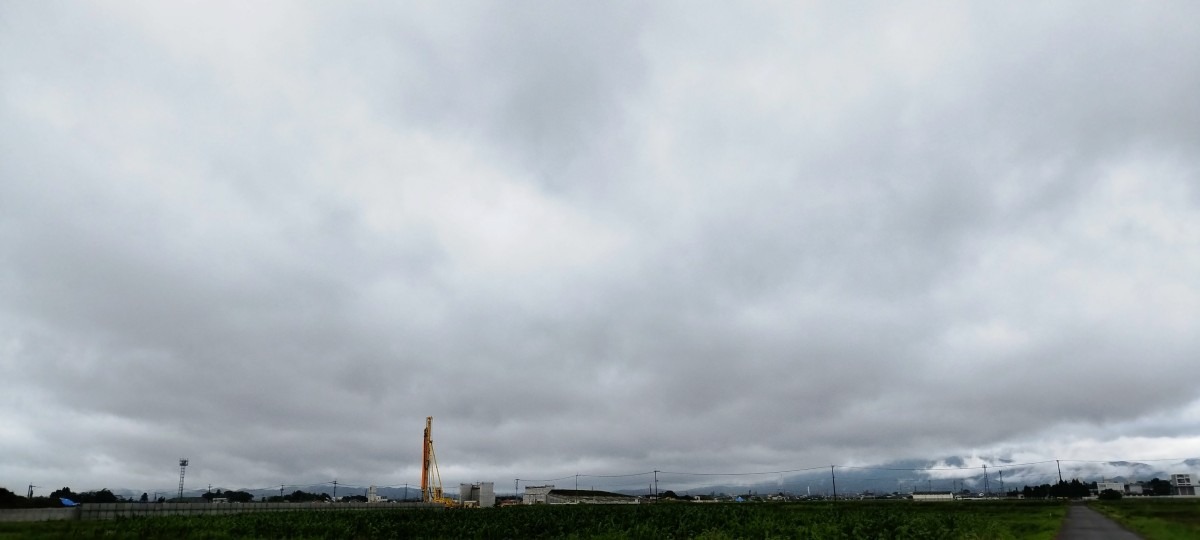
top-left (580, 471), bottom-right (656, 478)
top-left (519, 475), bottom-right (578, 483)
top-left (661, 465), bottom-right (828, 476)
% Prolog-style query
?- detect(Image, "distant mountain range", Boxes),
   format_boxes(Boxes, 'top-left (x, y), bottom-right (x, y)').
top-left (617, 458), bottom-right (1198, 498)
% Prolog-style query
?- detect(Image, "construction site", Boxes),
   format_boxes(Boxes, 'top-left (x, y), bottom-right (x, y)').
top-left (421, 416), bottom-right (499, 508)
top-left (421, 416), bottom-right (636, 509)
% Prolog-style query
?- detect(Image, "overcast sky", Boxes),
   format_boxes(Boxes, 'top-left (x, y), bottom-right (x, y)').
top-left (3, 1), bottom-right (1200, 496)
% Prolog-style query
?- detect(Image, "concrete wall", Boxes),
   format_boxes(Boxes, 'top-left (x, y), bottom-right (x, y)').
top-left (0, 502), bottom-right (442, 522)
top-left (0, 508), bottom-right (79, 522)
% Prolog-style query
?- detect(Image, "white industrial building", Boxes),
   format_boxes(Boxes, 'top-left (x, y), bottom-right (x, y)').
top-left (459, 482), bottom-right (495, 508)
top-left (1096, 481), bottom-right (1125, 494)
top-left (1170, 474), bottom-right (1195, 496)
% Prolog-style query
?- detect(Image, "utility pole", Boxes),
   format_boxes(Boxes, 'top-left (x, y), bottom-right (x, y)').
top-left (654, 470), bottom-right (659, 500)
top-left (1056, 460), bottom-right (1063, 484)
top-left (27, 485), bottom-right (37, 499)
top-left (982, 465), bottom-right (990, 497)
top-left (830, 466), bottom-right (837, 500)
top-left (514, 479), bottom-right (519, 500)
top-left (280, 485), bottom-right (285, 498)
top-left (575, 474), bottom-right (579, 491)
top-left (998, 470), bottom-right (1004, 496)
top-left (333, 480), bottom-right (338, 501)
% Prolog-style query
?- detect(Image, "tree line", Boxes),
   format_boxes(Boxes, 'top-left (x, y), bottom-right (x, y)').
top-left (0, 486), bottom-right (122, 508)
top-left (1, 486), bottom-right (379, 508)
top-left (1006, 478), bottom-right (1174, 499)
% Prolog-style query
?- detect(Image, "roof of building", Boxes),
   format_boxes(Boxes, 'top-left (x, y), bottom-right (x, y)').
top-left (548, 489), bottom-right (634, 499)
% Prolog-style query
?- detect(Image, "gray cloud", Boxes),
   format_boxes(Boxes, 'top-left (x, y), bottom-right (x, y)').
top-left (2, 1), bottom-right (1199, 494)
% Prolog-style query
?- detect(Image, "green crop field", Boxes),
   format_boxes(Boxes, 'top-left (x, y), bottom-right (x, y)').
top-left (0, 501), bottom-right (1065, 539)
top-left (1089, 498), bottom-right (1200, 540)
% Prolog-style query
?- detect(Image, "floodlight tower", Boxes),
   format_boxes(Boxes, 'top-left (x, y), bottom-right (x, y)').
top-left (178, 459), bottom-right (189, 499)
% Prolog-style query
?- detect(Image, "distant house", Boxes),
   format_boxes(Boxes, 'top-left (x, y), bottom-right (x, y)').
top-left (1170, 474), bottom-right (1195, 496)
top-left (911, 491), bottom-right (954, 501)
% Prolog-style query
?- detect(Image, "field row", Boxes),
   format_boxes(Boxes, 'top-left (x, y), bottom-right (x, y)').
top-left (1, 501), bottom-right (1066, 539)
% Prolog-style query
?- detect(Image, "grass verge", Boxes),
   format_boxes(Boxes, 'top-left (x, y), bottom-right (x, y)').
top-left (1089, 498), bottom-right (1200, 540)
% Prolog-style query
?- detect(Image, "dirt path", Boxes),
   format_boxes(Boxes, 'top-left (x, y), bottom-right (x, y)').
top-left (1057, 504), bottom-right (1142, 539)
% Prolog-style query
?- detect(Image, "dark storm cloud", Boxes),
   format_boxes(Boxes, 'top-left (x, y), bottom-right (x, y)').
top-left (2, 1), bottom-right (1199, 493)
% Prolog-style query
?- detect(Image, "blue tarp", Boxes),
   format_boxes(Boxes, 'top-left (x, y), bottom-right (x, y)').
top-left (60, 498), bottom-right (78, 507)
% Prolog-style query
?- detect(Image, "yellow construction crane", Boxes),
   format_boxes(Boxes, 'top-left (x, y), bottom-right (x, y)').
top-left (421, 416), bottom-right (456, 507)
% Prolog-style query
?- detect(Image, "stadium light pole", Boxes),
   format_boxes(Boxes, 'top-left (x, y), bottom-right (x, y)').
top-left (178, 459), bottom-right (189, 500)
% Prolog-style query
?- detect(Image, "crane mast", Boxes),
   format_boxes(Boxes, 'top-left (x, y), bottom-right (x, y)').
top-left (421, 416), bottom-right (453, 506)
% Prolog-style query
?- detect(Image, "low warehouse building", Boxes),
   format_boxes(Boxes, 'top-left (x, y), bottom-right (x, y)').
top-left (911, 491), bottom-right (954, 501)
top-left (522, 485), bottom-right (555, 505)
top-left (545, 489), bottom-right (639, 505)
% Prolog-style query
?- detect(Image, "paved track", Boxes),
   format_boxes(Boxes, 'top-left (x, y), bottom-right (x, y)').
top-left (1057, 504), bottom-right (1142, 539)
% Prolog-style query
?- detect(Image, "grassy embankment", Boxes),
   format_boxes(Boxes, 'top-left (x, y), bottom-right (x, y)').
top-left (0, 500), bottom-right (1066, 539)
top-left (1089, 498), bottom-right (1200, 540)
